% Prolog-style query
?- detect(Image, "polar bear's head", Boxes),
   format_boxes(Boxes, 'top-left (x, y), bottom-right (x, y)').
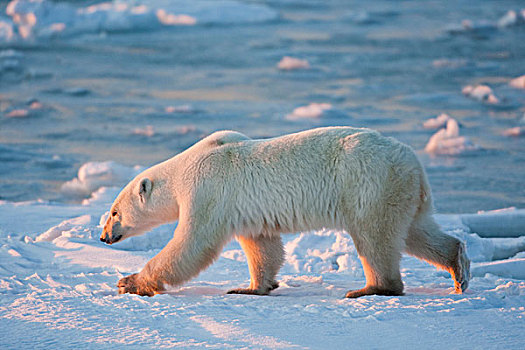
top-left (100, 176), bottom-right (178, 244)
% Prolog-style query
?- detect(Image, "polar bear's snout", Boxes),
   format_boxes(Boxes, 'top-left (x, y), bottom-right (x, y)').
top-left (100, 221), bottom-right (123, 244)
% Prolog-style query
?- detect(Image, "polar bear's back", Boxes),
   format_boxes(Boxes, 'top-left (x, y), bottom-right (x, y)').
top-left (192, 127), bottom-right (422, 235)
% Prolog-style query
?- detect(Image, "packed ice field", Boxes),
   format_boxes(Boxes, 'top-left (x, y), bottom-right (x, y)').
top-left (1, 0), bottom-right (524, 348)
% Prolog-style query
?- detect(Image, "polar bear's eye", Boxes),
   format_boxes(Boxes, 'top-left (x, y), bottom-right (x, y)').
top-left (112, 210), bottom-right (118, 217)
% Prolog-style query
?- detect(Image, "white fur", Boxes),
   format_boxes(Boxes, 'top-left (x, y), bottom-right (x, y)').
top-left (101, 127), bottom-right (470, 297)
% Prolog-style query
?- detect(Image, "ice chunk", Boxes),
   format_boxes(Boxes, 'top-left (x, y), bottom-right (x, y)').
top-left (503, 127), bottom-right (522, 137)
top-left (497, 9), bottom-right (525, 28)
top-left (423, 113), bottom-right (451, 129)
top-left (133, 125), bottom-right (155, 137)
top-left (461, 208), bottom-right (525, 238)
top-left (164, 104), bottom-right (194, 114)
top-left (156, 9), bottom-right (196, 25)
top-left (284, 229), bottom-right (360, 275)
top-left (36, 215), bottom-right (92, 242)
top-left (498, 10), bottom-right (518, 27)
top-left (344, 10), bottom-right (372, 24)
top-left (432, 58), bottom-right (468, 69)
top-left (61, 161), bottom-right (144, 198)
top-left (509, 75), bottom-right (525, 89)
top-left (472, 258), bottom-right (525, 280)
top-left (277, 56), bottom-right (310, 71)
top-left (492, 281), bottom-right (525, 296)
top-left (424, 119), bottom-right (478, 155)
top-left (447, 19), bottom-right (495, 35)
top-left (285, 103), bottom-right (332, 120)
top-left (175, 125), bottom-right (197, 135)
top-left (0, 20), bottom-right (15, 42)
top-left (5, 109), bottom-right (29, 118)
top-left (462, 84), bottom-right (499, 104)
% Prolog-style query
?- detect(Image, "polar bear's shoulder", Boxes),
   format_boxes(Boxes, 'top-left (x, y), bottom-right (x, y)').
top-left (206, 130), bottom-right (252, 146)
top-left (186, 131), bottom-right (252, 156)
top-left (197, 130), bottom-right (252, 149)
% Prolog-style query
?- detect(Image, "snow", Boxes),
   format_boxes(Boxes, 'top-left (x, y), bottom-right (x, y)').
top-left (448, 8), bottom-right (525, 34)
top-left (498, 10), bottom-right (519, 28)
top-left (503, 126), bottom-right (523, 137)
top-left (424, 118), bottom-right (478, 155)
top-left (277, 56), bottom-right (310, 71)
top-left (5, 108), bottom-right (28, 118)
top-left (0, 191), bottom-right (524, 348)
top-left (498, 9), bottom-right (525, 28)
top-left (423, 113), bottom-right (451, 129)
top-left (285, 103), bottom-right (332, 120)
top-left (164, 105), bottom-right (195, 114)
top-left (509, 75), bottom-right (525, 89)
top-left (61, 161), bottom-right (144, 198)
top-left (462, 84), bottom-right (499, 104)
top-left (155, 10), bottom-right (197, 26)
top-left (460, 208), bottom-right (525, 238)
top-left (1, 0), bottom-right (277, 42)
top-left (133, 125), bottom-right (155, 137)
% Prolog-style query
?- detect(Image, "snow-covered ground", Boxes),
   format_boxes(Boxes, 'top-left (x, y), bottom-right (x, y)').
top-left (0, 167), bottom-right (524, 348)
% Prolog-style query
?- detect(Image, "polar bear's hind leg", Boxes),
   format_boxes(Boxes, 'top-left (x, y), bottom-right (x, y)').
top-left (405, 215), bottom-right (470, 293)
top-left (228, 235), bottom-right (285, 295)
top-left (345, 224), bottom-right (407, 298)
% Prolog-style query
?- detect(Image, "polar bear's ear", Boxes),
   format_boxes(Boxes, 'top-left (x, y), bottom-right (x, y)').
top-left (138, 178), bottom-right (152, 204)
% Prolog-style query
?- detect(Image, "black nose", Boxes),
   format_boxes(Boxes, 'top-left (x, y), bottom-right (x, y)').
top-left (100, 236), bottom-right (106, 243)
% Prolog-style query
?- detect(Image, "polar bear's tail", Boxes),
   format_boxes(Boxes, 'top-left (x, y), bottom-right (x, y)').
top-left (404, 168), bottom-right (471, 294)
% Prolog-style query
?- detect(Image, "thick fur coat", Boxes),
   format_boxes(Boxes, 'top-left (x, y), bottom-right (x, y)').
top-left (101, 127), bottom-right (470, 297)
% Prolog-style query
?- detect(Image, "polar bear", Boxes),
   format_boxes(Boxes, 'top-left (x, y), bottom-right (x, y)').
top-left (100, 127), bottom-right (470, 298)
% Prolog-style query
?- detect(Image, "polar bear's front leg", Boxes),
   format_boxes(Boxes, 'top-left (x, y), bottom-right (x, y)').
top-left (117, 222), bottom-right (229, 296)
top-left (227, 234), bottom-right (285, 295)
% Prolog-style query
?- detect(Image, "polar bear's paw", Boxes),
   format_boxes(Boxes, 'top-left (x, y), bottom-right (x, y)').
top-left (345, 286), bottom-right (404, 298)
top-left (227, 281), bottom-right (279, 296)
top-left (117, 273), bottom-right (159, 297)
top-left (227, 288), bottom-right (270, 295)
top-left (452, 242), bottom-right (470, 294)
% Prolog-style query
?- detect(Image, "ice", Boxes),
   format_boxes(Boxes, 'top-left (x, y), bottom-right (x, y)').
top-left (35, 215), bottom-right (92, 242)
top-left (461, 208), bottom-right (525, 238)
top-left (277, 56), bottom-right (310, 71)
top-left (424, 119), bottom-right (478, 155)
top-left (156, 10), bottom-right (196, 26)
top-left (509, 75), bottom-right (525, 89)
top-left (4, 109), bottom-right (28, 118)
top-left (472, 259), bottom-right (525, 280)
top-left (2, 0), bottom-right (278, 42)
top-left (61, 161), bottom-right (144, 198)
top-left (285, 103), bottom-right (332, 120)
top-left (432, 58), bottom-right (468, 69)
top-left (1, 196), bottom-right (525, 348)
top-left (462, 84), bottom-right (499, 104)
top-left (503, 127), bottom-right (523, 137)
top-left (3, 98), bottom-right (47, 118)
top-left (0, 20), bottom-right (15, 42)
top-left (423, 113), bottom-right (451, 129)
top-left (284, 229), bottom-right (361, 275)
top-left (498, 10), bottom-right (519, 28)
top-left (343, 10), bottom-right (373, 24)
top-left (498, 9), bottom-right (525, 28)
top-left (1, 0), bottom-right (525, 347)
top-left (447, 19), bottom-right (496, 35)
top-left (448, 9), bottom-right (525, 34)
top-left (164, 105), bottom-right (195, 114)
top-left (132, 125), bottom-right (155, 137)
